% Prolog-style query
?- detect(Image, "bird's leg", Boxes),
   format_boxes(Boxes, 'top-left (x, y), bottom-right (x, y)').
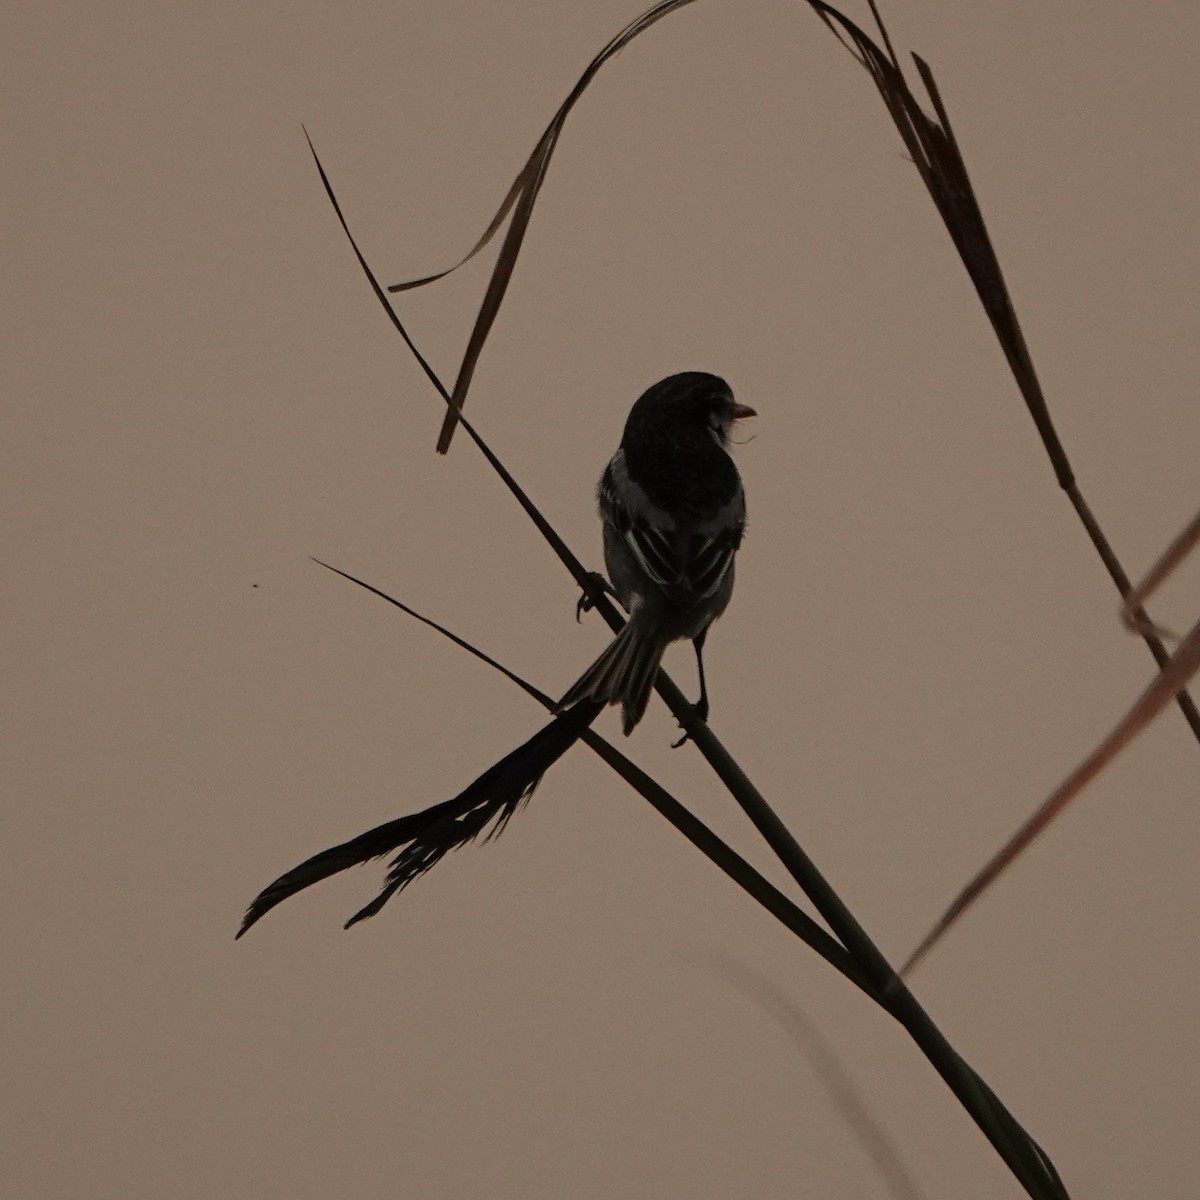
top-left (692, 632), bottom-right (710, 724)
top-left (576, 571), bottom-right (620, 622)
top-left (671, 631), bottom-right (710, 748)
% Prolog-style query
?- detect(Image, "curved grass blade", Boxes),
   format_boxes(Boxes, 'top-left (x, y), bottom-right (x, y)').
top-left (806, 0), bottom-right (1200, 747)
top-left (381, 0), bottom-right (704, 453)
top-left (386, 170), bottom-right (526, 295)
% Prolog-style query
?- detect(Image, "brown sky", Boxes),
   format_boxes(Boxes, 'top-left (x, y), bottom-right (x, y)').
top-left (6, 2), bottom-right (1199, 1197)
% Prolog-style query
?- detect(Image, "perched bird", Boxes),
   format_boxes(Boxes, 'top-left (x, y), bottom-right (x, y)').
top-left (236, 374), bottom-right (753, 936)
top-left (558, 371), bottom-right (755, 735)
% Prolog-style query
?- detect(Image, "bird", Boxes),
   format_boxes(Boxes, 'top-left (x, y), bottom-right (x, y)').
top-left (237, 374), bottom-right (753, 936)
top-left (558, 371), bottom-right (755, 736)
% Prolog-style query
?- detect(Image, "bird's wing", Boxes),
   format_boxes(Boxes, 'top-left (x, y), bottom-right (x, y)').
top-left (600, 457), bottom-right (743, 606)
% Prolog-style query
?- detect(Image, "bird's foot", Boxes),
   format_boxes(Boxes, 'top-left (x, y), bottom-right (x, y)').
top-left (671, 698), bottom-right (709, 749)
top-left (576, 571), bottom-right (618, 622)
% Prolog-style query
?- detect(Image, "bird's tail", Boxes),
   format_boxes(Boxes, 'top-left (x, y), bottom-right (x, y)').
top-left (558, 615), bottom-right (667, 735)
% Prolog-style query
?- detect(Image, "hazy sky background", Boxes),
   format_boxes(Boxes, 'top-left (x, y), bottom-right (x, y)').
top-left (6, 1), bottom-right (1198, 1196)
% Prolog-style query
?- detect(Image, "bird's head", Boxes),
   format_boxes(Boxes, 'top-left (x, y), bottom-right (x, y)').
top-left (624, 371), bottom-right (756, 449)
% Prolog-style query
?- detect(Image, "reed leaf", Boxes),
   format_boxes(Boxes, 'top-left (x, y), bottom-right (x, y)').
top-left (384, 0), bottom-right (704, 453)
top-left (807, 1), bottom-right (1200, 746)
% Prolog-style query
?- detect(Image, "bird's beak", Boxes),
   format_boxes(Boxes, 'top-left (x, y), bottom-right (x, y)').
top-left (731, 402), bottom-right (757, 420)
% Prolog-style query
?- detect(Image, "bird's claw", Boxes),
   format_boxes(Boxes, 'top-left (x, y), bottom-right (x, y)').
top-left (575, 571), bottom-right (615, 622)
top-left (671, 700), bottom-right (709, 749)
